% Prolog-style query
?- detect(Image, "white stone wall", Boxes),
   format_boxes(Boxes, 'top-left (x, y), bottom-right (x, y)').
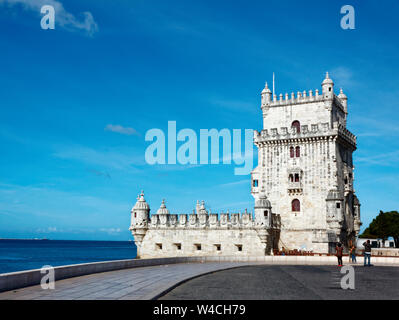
top-left (252, 79), bottom-right (360, 253)
top-left (262, 100), bottom-right (331, 131)
top-left (130, 75), bottom-right (361, 257)
top-left (139, 228), bottom-right (265, 258)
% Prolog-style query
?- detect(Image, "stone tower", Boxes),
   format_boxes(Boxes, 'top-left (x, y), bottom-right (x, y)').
top-left (251, 73), bottom-right (362, 253)
top-left (129, 191), bottom-right (150, 258)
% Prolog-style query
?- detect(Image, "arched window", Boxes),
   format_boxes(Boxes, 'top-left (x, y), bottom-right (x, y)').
top-left (295, 146), bottom-right (300, 157)
top-left (292, 121), bottom-right (301, 133)
top-left (289, 174), bottom-right (294, 182)
top-left (264, 210), bottom-right (268, 217)
top-left (294, 173), bottom-right (300, 182)
top-left (290, 146), bottom-right (294, 158)
top-left (292, 199), bottom-right (300, 212)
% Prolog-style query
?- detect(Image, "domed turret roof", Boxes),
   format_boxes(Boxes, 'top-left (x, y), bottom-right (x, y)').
top-left (255, 193), bottom-right (272, 208)
top-left (156, 199), bottom-right (170, 215)
top-left (338, 88), bottom-right (347, 99)
top-left (198, 200), bottom-right (208, 215)
top-left (322, 72), bottom-right (334, 85)
top-left (261, 82), bottom-right (272, 94)
top-left (132, 191), bottom-right (150, 210)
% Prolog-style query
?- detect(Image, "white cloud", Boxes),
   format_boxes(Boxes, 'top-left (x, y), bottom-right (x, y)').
top-left (356, 150), bottom-right (399, 167)
top-left (36, 226), bottom-right (58, 233)
top-left (99, 228), bottom-right (121, 235)
top-left (53, 145), bottom-right (144, 170)
top-left (105, 124), bottom-right (139, 136)
top-left (218, 180), bottom-right (248, 188)
top-left (330, 66), bottom-right (354, 88)
top-left (210, 98), bottom-right (257, 113)
top-left (0, 182), bottom-right (130, 226)
top-left (1, 0), bottom-right (98, 36)
top-left (353, 116), bottom-right (399, 137)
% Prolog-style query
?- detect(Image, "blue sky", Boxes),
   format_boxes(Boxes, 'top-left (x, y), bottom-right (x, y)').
top-left (0, 0), bottom-right (398, 240)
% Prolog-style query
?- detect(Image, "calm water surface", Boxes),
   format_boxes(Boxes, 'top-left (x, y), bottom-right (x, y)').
top-left (0, 240), bottom-right (137, 274)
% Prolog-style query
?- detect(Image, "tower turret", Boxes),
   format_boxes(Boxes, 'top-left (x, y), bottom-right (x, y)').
top-left (156, 199), bottom-right (170, 215)
top-left (156, 199), bottom-right (170, 227)
top-left (195, 200), bottom-right (201, 214)
top-left (254, 193), bottom-right (272, 254)
top-left (129, 191), bottom-right (150, 258)
top-left (254, 193), bottom-right (272, 228)
top-left (197, 200), bottom-right (208, 215)
top-left (321, 72), bottom-right (334, 99)
top-left (261, 82), bottom-right (272, 107)
top-left (338, 88), bottom-right (348, 114)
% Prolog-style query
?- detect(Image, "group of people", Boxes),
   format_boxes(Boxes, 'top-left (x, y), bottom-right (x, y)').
top-left (335, 240), bottom-right (372, 267)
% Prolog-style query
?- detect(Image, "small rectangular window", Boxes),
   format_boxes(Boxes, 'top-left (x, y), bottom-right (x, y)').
top-left (195, 244), bottom-right (201, 251)
top-left (336, 203), bottom-right (341, 209)
top-left (236, 244), bottom-right (243, 252)
top-left (253, 179), bottom-right (259, 187)
top-left (156, 243), bottom-right (162, 250)
top-left (214, 244), bottom-right (221, 251)
top-left (175, 243), bottom-right (181, 250)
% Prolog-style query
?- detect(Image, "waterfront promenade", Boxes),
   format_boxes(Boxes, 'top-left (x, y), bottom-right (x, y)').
top-left (0, 262), bottom-right (248, 300)
top-left (1, 256), bottom-right (399, 300)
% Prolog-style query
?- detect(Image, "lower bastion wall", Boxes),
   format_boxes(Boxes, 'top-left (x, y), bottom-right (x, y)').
top-left (139, 228), bottom-right (266, 259)
top-left (278, 229), bottom-right (329, 253)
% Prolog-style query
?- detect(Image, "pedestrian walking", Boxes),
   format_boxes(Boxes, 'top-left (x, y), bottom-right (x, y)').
top-left (335, 242), bottom-right (343, 266)
top-left (363, 240), bottom-right (372, 266)
top-left (350, 244), bottom-right (357, 263)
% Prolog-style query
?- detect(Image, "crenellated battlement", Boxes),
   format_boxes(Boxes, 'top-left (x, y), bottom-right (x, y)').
top-left (149, 210), bottom-right (257, 229)
top-left (337, 122), bottom-right (356, 146)
top-left (253, 121), bottom-right (356, 147)
top-left (266, 89), bottom-right (327, 108)
top-left (254, 122), bottom-right (333, 143)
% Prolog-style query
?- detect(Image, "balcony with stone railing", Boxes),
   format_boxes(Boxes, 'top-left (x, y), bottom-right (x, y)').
top-left (287, 181), bottom-right (303, 194)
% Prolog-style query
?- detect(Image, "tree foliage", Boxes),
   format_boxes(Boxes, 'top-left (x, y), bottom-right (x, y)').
top-left (359, 211), bottom-right (399, 248)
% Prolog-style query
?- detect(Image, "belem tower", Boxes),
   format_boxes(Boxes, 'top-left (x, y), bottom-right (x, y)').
top-left (130, 73), bottom-right (362, 258)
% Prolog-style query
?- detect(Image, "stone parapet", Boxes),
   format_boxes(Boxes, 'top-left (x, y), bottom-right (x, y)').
top-left (149, 212), bottom-right (257, 229)
top-left (253, 121), bottom-right (356, 147)
top-left (263, 92), bottom-right (345, 114)
top-left (265, 89), bottom-right (326, 108)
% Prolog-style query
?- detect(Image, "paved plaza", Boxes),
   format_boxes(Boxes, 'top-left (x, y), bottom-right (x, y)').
top-left (0, 262), bottom-right (248, 300)
top-left (1, 263), bottom-right (398, 300)
top-left (160, 265), bottom-right (399, 300)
